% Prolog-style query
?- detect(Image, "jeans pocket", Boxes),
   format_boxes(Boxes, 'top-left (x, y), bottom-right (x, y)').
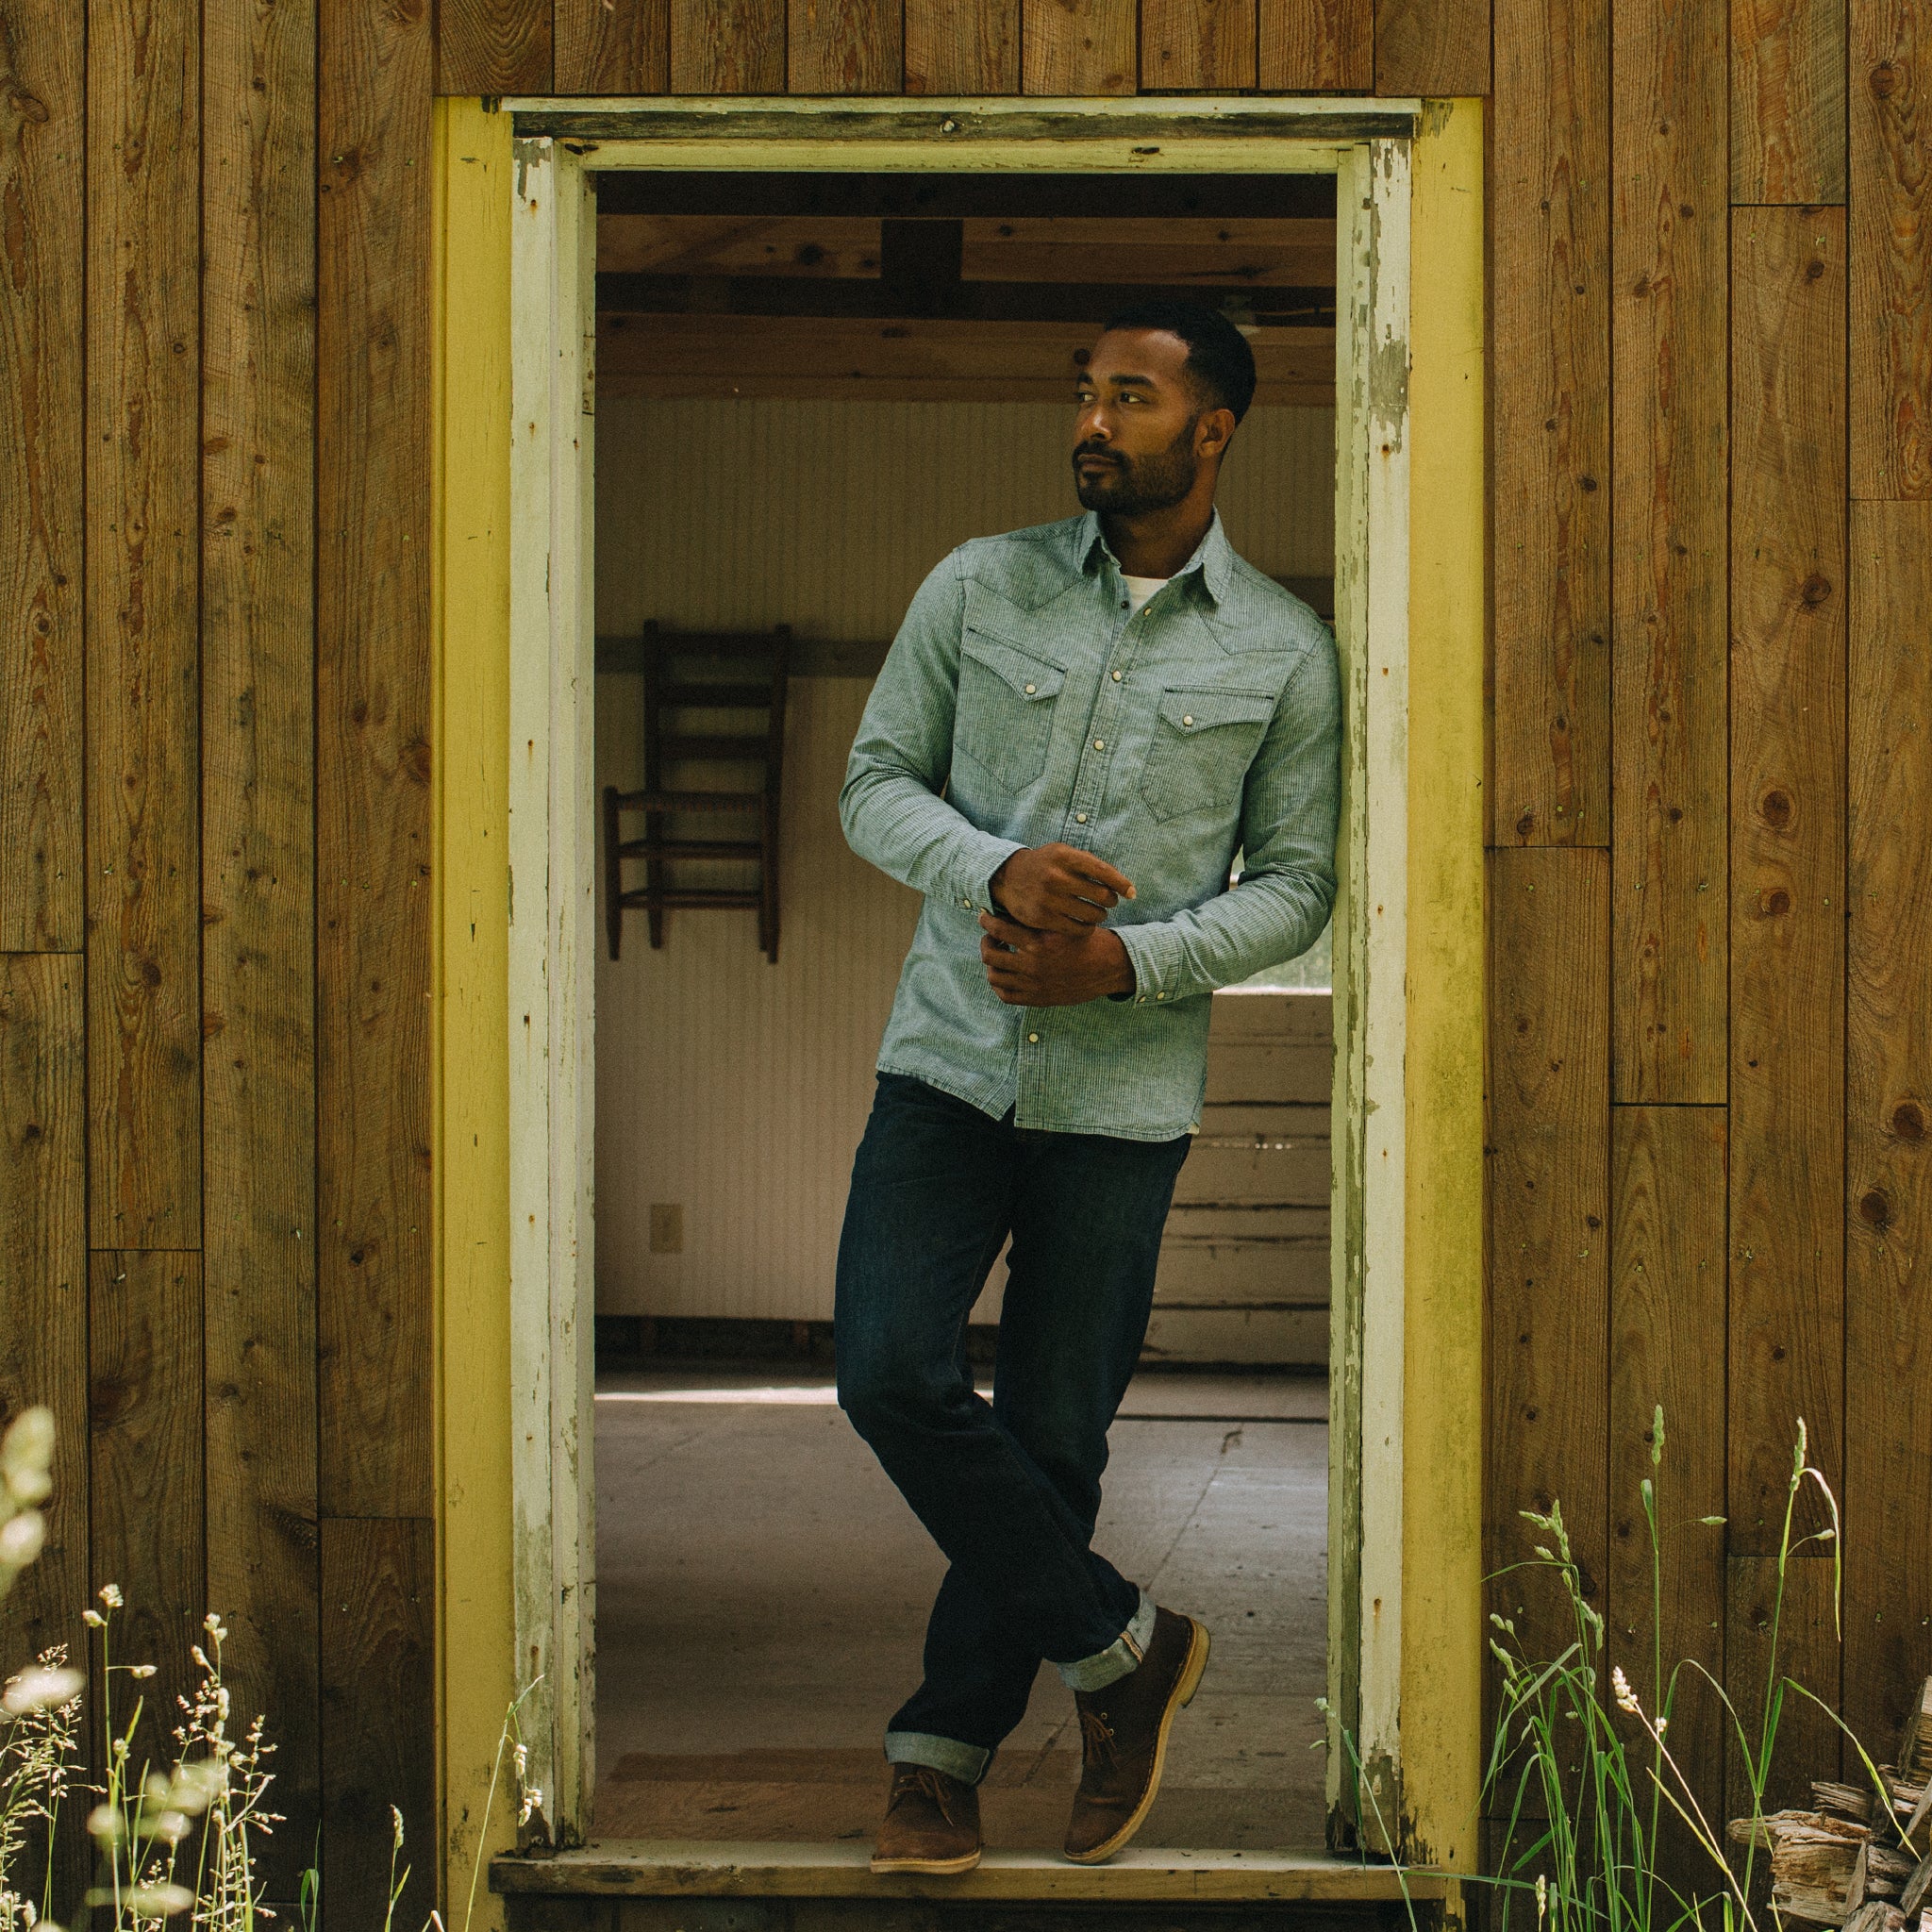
top-left (956, 630), bottom-right (1066, 792)
top-left (1138, 684), bottom-right (1276, 823)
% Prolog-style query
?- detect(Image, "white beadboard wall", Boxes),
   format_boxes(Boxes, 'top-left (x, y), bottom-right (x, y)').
top-left (595, 397), bottom-right (1335, 1323)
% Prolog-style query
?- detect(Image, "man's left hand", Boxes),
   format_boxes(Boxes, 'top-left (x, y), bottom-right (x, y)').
top-left (978, 912), bottom-right (1137, 1007)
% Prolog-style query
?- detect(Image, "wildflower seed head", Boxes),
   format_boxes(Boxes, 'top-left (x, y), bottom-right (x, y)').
top-left (1612, 1665), bottom-right (1641, 1714)
top-left (2, 1664), bottom-right (84, 1715)
top-left (518, 1787), bottom-right (543, 1825)
top-left (5, 1466), bottom-right (52, 1507)
top-left (190, 1645), bottom-right (208, 1670)
top-left (204, 1612), bottom-right (221, 1632)
top-left (82, 1609), bottom-right (105, 1627)
top-left (125, 1882), bottom-right (193, 1917)
top-left (391, 1805), bottom-right (405, 1849)
top-left (128, 1664), bottom-right (157, 1679)
top-left (513, 1742), bottom-right (528, 1779)
top-left (1537, 1874), bottom-right (1548, 1921)
top-left (87, 1804), bottom-right (125, 1843)
top-left (0, 1510), bottom-right (47, 1566)
top-left (98, 1583), bottom-right (123, 1608)
top-left (0, 1407), bottom-right (55, 1478)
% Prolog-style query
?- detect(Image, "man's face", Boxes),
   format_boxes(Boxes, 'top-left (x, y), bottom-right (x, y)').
top-left (1072, 328), bottom-right (1208, 516)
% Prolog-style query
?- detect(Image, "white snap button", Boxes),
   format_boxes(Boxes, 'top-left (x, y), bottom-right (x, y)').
top-left (1093, 739), bottom-right (1105, 751)
top-left (1182, 714), bottom-right (1194, 727)
top-left (1027, 1032), bottom-right (1040, 1043)
top-left (1111, 670), bottom-right (1123, 682)
top-left (1024, 682), bottom-right (1036, 694)
top-left (1075, 813), bottom-right (1088, 824)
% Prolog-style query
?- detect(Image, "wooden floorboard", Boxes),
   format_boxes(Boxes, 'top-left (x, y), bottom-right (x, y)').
top-left (1844, 500), bottom-right (1932, 1754)
top-left (1732, 0), bottom-right (1846, 201)
top-left (1728, 206), bottom-right (1847, 1550)
top-left (202, 0), bottom-right (321, 1890)
top-left (317, 0), bottom-right (435, 1522)
top-left (0, 0), bottom-right (85, 954)
top-left (86, 0), bottom-right (203, 1248)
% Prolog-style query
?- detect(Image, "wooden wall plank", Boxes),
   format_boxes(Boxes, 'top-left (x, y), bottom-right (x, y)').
top-left (89, 1253), bottom-right (205, 1772)
top-left (1732, 0), bottom-right (1846, 202)
top-left (906, 0), bottom-right (1020, 91)
top-left (0, 3), bottom-right (84, 954)
top-left (1844, 500), bottom-right (1932, 1755)
top-left (557, 0), bottom-right (671, 92)
top-left (1259, 0), bottom-right (1372, 86)
top-left (670, 0), bottom-right (784, 92)
top-left (0, 955), bottom-right (89, 1921)
top-left (1728, 208), bottom-right (1846, 1552)
top-left (86, 0), bottom-right (203, 1249)
top-left (1374, 0), bottom-right (1491, 95)
top-left (1725, 1555), bottom-right (1842, 1815)
top-left (318, 0), bottom-right (434, 1520)
top-left (1610, 0), bottom-right (1729, 1104)
top-left (788, 0), bottom-right (903, 91)
top-left (1142, 0), bottom-right (1259, 87)
top-left (1024, 0), bottom-right (1137, 92)
top-left (203, 0), bottom-right (320, 1892)
top-left (437, 0), bottom-right (553, 92)
top-left (320, 1518), bottom-right (435, 1931)
top-left (1487, 850), bottom-right (1611, 1706)
top-left (1491, 0), bottom-right (1611, 849)
top-left (1607, 1107), bottom-right (1727, 1890)
top-left (1849, 0), bottom-right (1932, 497)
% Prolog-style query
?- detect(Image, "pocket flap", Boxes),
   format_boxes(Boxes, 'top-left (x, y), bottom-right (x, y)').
top-left (962, 631), bottom-right (1067, 701)
top-left (1156, 685), bottom-right (1276, 732)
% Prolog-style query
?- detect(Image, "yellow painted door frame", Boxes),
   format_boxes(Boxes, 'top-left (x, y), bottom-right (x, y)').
top-left (432, 92), bottom-right (1484, 1914)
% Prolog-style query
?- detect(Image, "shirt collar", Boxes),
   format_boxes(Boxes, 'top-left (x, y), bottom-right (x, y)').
top-left (1076, 508), bottom-right (1233, 607)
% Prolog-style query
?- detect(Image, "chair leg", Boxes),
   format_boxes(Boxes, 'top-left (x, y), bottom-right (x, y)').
top-left (760, 794), bottom-right (780, 965)
top-left (645, 805), bottom-right (666, 949)
top-left (602, 787), bottom-right (624, 962)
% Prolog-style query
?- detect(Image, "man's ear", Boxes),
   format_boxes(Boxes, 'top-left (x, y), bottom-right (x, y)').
top-left (1197, 407), bottom-right (1237, 460)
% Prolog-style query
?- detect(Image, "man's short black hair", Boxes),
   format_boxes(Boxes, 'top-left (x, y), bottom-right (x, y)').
top-left (1099, 300), bottom-right (1258, 425)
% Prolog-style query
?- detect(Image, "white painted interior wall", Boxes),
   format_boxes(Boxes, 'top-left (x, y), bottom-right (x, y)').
top-left (593, 396), bottom-right (1336, 1326)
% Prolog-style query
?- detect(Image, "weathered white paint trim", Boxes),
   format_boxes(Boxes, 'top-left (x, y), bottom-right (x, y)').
top-left (506, 108), bottom-right (1414, 1856)
top-left (508, 134), bottom-right (598, 1846)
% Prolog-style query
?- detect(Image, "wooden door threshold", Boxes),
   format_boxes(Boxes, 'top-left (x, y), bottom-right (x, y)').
top-left (490, 1840), bottom-right (1444, 1905)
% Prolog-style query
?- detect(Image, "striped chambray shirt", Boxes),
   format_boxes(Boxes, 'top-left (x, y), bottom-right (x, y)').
top-left (840, 508), bottom-right (1341, 1141)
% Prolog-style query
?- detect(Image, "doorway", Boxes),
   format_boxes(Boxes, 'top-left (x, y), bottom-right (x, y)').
top-left (498, 98), bottom-right (1420, 1862)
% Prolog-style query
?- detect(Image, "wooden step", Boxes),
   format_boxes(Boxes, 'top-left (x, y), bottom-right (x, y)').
top-left (492, 1840), bottom-right (1442, 1931)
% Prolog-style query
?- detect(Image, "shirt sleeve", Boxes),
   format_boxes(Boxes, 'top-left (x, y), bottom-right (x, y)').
top-left (839, 549), bottom-right (1026, 909)
top-left (1113, 625), bottom-right (1342, 1006)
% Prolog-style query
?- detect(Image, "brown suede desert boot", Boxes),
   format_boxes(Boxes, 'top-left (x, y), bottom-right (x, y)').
top-left (1063, 1605), bottom-right (1210, 1864)
top-left (871, 1763), bottom-right (983, 1874)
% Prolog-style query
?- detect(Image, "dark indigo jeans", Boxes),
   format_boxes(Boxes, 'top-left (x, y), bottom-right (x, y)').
top-left (834, 1072), bottom-right (1191, 1780)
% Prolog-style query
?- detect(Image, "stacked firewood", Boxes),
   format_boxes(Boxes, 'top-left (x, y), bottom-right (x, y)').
top-left (1727, 1679), bottom-right (1932, 1930)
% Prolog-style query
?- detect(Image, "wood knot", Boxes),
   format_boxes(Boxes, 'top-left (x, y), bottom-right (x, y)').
top-left (1892, 1100), bottom-right (1925, 1141)
top-left (1801, 573), bottom-right (1833, 605)
top-left (1806, 258), bottom-right (1826, 280)
top-left (1516, 810), bottom-right (1536, 837)
top-left (1858, 1189), bottom-right (1890, 1230)
top-left (1871, 61), bottom-right (1900, 96)
top-left (1577, 474), bottom-right (1598, 491)
top-left (1760, 889), bottom-right (1790, 917)
top-left (1761, 789), bottom-right (1792, 827)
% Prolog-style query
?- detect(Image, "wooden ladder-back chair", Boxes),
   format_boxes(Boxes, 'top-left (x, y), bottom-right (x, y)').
top-left (603, 622), bottom-right (791, 963)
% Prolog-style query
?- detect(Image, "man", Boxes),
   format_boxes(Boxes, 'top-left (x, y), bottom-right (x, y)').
top-left (836, 300), bottom-right (1341, 1873)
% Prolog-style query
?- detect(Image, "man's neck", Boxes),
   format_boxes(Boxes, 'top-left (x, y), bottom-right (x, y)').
top-left (1100, 500), bottom-right (1216, 580)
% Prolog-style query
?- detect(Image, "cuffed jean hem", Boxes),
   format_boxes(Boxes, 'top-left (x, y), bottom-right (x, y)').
top-left (884, 1730), bottom-right (991, 1784)
top-left (1056, 1588), bottom-right (1157, 1692)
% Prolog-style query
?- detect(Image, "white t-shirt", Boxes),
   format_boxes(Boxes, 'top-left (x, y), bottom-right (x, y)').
top-left (1123, 573), bottom-right (1169, 617)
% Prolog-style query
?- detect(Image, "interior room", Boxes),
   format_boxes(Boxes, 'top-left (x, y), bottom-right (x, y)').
top-left (587, 167), bottom-right (1341, 1852)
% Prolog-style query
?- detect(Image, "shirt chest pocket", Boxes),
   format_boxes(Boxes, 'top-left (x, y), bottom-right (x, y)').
top-left (956, 629), bottom-right (1067, 792)
top-left (1139, 685), bottom-right (1277, 823)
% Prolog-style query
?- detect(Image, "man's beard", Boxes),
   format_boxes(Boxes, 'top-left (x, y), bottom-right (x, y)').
top-left (1072, 421), bottom-right (1200, 515)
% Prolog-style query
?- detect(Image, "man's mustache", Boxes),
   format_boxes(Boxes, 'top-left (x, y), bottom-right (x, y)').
top-left (1073, 444), bottom-right (1124, 466)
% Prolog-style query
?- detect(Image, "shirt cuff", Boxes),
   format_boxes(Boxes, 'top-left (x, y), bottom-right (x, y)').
top-left (1114, 922), bottom-right (1189, 1007)
top-left (943, 833), bottom-right (1025, 919)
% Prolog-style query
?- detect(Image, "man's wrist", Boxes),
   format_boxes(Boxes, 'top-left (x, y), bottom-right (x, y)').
top-left (1099, 928), bottom-right (1136, 999)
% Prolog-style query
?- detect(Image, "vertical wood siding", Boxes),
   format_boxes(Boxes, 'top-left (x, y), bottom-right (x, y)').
top-left (4, 0), bottom-right (1930, 1900)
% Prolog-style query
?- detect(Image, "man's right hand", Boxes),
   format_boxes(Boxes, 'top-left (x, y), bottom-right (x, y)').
top-left (989, 843), bottom-right (1137, 934)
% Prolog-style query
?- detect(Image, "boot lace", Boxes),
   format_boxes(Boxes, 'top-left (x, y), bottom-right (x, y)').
top-left (891, 1764), bottom-right (967, 1825)
top-left (1078, 1707), bottom-right (1118, 1771)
